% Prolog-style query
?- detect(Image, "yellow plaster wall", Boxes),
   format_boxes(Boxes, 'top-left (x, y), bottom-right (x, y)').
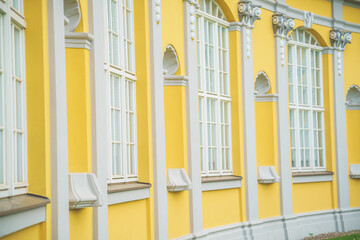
top-left (75, 0), bottom-right (89, 32)
top-left (164, 86), bottom-right (191, 239)
top-left (162, 0), bottom-right (184, 75)
top-left (343, 5), bottom-right (360, 25)
top-left (69, 209), bottom-right (93, 240)
top-left (108, 200), bottom-right (149, 240)
top-left (0, 223), bottom-right (44, 240)
top-left (253, 9), bottom-right (276, 93)
top-left (285, 0), bottom-right (332, 18)
top-left (24, 0), bottom-right (51, 239)
top-left (347, 110), bottom-right (360, 207)
top-left (292, 182), bottom-right (334, 214)
top-left (344, 33), bottom-right (360, 208)
top-left (229, 29), bottom-right (246, 221)
top-left (133, 1), bottom-right (154, 239)
top-left (65, 49), bottom-right (92, 173)
top-left (255, 102), bottom-right (281, 219)
top-left (202, 189), bottom-right (241, 229)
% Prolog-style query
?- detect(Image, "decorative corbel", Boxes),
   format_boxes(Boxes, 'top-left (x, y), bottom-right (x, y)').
top-left (238, 0), bottom-right (261, 29)
top-left (272, 14), bottom-right (295, 67)
top-left (330, 29), bottom-right (351, 76)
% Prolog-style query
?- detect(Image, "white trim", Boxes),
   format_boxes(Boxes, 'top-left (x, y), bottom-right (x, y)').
top-left (65, 32), bottom-right (94, 50)
top-left (0, 206), bottom-right (46, 238)
top-left (332, 0), bottom-right (344, 20)
top-left (172, 208), bottom-right (360, 240)
top-left (346, 104), bottom-right (360, 110)
top-left (107, 188), bottom-right (150, 205)
top-left (229, 22), bottom-right (242, 32)
top-left (47, 0), bottom-right (70, 238)
top-left (240, 25), bottom-right (259, 221)
top-left (252, 0), bottom-right (360, 33)
top-left (88, 0), bottom-right (109, 237)
top-left (292, 174), bottom-right (333, 183)
top-left (164, 75), bottom-right (188, 87)
top-left (274, 34), bottom-right (293, 217)
top-left (322, 47), bottom-right (334, 55)
top-left (254, 94), bottom-right (278, 102)
top-left (184, 0), bottom-right (204, 236)
top-left (332, 48), bottom-right (350, 209)
top-left (201, 179), bottom-right (241, 191)
top-left (149, 0), bottom-right (168, 239)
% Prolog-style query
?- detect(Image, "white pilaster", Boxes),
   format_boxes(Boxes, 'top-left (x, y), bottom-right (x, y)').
top-left (88, 0), bottom-right (109, 239)
top-left (238, 0), bottom-right (261, 222)
top-left (329, 29), bottom-right (352, 211)
top-left (272, 14), bottom-right (295, 218)
top-left (47, 0), bottom-right (70, 239)
top-left (148, 0), bottom-right (168, 239)
top-left (183, 0), bottom-right (204, 237)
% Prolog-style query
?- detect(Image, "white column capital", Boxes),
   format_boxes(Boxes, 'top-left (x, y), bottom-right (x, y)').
top-left (238, 0), bottom-right (261, 29)
top-left (272, 13), bottom-right (295, 39)
top-left (330, 29), bottom-right (352, 51)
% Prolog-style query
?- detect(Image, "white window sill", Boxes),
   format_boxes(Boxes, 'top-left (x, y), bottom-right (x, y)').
top-left (292, 171), bottom-right (334, 184)
top-left (107, 182), bottom-right (151, 205)
top-left (0, 194), bottom-right (50, 237)
top-left (201, 175), bottom-right (242, 192)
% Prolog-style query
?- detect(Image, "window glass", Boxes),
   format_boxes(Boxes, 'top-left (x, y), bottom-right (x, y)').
top-left (106, 0), bottom-right (137, 183)
top-left (197, 0), bottom-right (232, 176)
top-left (288, 29), bottom-right (325, 172)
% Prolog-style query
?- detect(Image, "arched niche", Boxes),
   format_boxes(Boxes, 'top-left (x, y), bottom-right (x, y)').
top-left (346, 85), bottom-right (360, 105)
top-left (163, 45), bottom-right (179, 76)
top-left (254, 71), bottom-right (270, 95)
top-left (64, 0), bottom-right (81, 32)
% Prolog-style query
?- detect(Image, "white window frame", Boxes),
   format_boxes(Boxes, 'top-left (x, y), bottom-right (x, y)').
top-left (0, 0), bottom-right (27, 198)
top-left (288, 29), bottom-right (326, 173)
top-left (196, 0), bottom-right (232, 177)
top-left (105, 0), bottom-right (138, 183)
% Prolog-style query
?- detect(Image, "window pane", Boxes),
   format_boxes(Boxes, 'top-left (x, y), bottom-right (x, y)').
top-left (14, 27), bottom-right (21, 78)
top-left (16, 133), bottom-right (23, 182)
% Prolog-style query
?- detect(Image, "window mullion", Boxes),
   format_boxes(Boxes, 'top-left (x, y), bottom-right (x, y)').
top-left (294, 46), bottom-right (302, 171)
top-left (307, 48), bottom-right (315, 171)
top-left (200, 17), bottom-right (209, 176)
top-left (118, 0), bottom-right (125, 69)
top-left (4, 9), bottom-right (13, 196)
top-left (214, 22), bottom-right (222, 174)
top-left (121, 75), bottom-right (127, 182)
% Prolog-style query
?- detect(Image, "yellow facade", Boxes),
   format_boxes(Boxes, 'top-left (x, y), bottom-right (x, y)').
top-left (1, 0), bottom-right (360, 240)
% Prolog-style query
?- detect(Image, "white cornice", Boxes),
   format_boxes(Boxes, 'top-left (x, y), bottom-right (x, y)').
top-left (65, 32), bottom-right (94, 50)
top-left (322, 47), bottom-right (334, 54)
top-left (229, 22), bottom-right (242, 32)
top-left (254, 94), bottom-right (278, 102)
top-left (164, 75), bottom-right (188, 87)
top-left (252, 0), bottom-right (360, 33)
top-left (346, 104), bottom-right (360, 110)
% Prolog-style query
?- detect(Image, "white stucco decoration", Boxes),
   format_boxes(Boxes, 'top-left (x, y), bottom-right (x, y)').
top-left (64, 0), bottom-right (81, 32)
top-left (167, 169), bottom-right (192, 192)
top-left (254, 71), bottom-right (271, 94)
top-left (163, 45), bottom-right (179, 76)
top-left (346, 85), bottom-right (360, 105)
top-left (69, 173), bottom-right (103, 209)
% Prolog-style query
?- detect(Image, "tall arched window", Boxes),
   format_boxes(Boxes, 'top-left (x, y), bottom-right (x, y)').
top-left (0, 0), bottom-right (27, 197)
top-left (196, 0), bottom-right (232, 176)
top-left (288, 29), bottom-right (325, 172)
top-left (106, 0), bottom-right (137, 183)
